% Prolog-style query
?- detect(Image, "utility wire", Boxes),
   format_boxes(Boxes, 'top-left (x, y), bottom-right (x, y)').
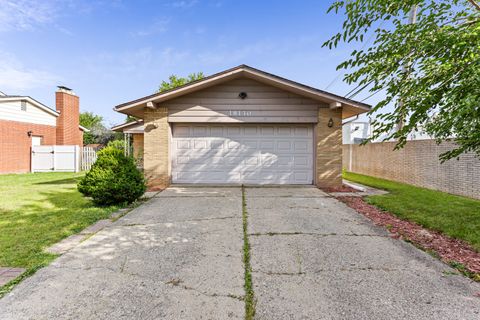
top-left (324, 21), bottom-right (385, 92)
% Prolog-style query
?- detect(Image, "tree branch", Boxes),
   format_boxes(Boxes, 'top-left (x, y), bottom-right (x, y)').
top-left (467, 0), bottom-right (480, 11)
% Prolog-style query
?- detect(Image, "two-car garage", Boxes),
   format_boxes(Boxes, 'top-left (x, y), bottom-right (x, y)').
top-left (171, 124), bottom-right (314, 184)
top-left (113, 65), bottom-right (371, 188)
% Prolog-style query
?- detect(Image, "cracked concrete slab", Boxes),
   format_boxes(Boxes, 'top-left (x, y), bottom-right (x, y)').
top-left (247, 196), bottom-right (387, 235)
top-left (246, 186), bottom-right (480, 320)
top-left (0, 187), bottom-right (244, 320)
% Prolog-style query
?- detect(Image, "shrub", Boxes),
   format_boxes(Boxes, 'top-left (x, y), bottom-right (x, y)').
top-left (78, 146), bottom-right (146, 205)
top-left (106, 139), bottom-right (125, 150)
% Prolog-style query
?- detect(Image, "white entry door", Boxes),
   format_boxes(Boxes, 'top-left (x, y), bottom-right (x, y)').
top-left (171, 124), bottom-right (314, 184)
top-left (32, 136), bottom-right (42, 147)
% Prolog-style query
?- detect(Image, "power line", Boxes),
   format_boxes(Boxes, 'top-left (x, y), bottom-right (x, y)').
top-left (324, 21), bottom-right (385, 91)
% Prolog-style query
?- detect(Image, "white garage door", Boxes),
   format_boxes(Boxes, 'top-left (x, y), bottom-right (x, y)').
top-left (172, 124), bottom-right (314, 184)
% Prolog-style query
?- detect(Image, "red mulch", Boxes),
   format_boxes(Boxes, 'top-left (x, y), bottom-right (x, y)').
top-left (321, 185), bottom-right (359, 193)
top-left (147, 186), bottom-right (165, 192)
top-left (337, 196), bottom-right (480, 276)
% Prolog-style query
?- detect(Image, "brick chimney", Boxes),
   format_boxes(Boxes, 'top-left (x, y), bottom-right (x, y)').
top-left (55, 86), bottom-right (81, 146)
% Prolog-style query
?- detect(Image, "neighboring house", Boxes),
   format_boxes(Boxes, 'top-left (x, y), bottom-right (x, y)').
top-left (111, 119), bottom-right (144, 165)
top-left (343, 120), bottom-right (435, 144)
top-left (342, 121), bottom-right (369, 144)
top-left (113, 65), bottom-right (370, 188)
top-left (0, 87), bottom-right (87, 174)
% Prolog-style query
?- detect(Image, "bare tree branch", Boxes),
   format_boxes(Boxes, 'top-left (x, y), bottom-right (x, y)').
top-left (467, 0), bottom-right (480, 11)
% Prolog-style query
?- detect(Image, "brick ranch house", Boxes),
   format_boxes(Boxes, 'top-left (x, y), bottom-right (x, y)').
top-left (0, 87), bottom-right (87, 174)
top-left (113, 65), bottom-right (370, 188)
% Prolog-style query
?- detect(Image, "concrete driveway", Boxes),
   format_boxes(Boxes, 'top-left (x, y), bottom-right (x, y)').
top-left (0, 187), bottom-right (479, 319)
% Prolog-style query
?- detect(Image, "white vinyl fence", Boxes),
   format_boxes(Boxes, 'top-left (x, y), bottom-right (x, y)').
top-left (31, 146), bottom-right (80, 173)
top-left (81, 147), bottom-right (98, 171)
top-left (31, 146), bottom-right (98, 173)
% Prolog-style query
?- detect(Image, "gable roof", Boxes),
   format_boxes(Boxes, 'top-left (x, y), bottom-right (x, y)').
top-left (113, 65), bottom-right (371, 119)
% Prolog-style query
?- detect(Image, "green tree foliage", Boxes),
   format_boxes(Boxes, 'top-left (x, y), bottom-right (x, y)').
top-left (79, 112), bottom-right (104, 145)
top-left (158, 72), bottom-right (204, 92)
top-left (106, 139), bottom-right (125, 150)
top-left (80, 111), bottom-right (121, 145)
top-left (125, 115), bottom-right (138, 122)
top-left (324, 0), bottom-right (480, 161)
top-left (77, 147), bottom-right (146, 205)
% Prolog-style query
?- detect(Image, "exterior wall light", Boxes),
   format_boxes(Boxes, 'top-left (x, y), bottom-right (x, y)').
top-left (327, 118), bottom-right (334, 128)
top-left (27, 131), bottom-right (33, 137)
top-left (238, 92), bottom-right (247, 99)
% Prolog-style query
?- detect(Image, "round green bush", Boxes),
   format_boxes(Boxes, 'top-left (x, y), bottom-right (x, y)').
top-left (78, 146), bottom-right (146, 205)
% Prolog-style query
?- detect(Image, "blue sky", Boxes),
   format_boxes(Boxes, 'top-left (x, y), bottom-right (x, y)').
top-left (0, 0), bottom-right (381, 126)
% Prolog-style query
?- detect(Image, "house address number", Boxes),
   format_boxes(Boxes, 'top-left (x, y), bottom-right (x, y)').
top-left (229, 110), bottom-right (253, 117)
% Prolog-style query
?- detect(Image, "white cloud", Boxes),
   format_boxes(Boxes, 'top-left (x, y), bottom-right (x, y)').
top-left (0, 51), bottom-right (60, 91)
top-left (170, 0), bottom-right (198, 8)
top-left (197, 42), bottom-right (275, 65)
top-left (130, 18), bottom-right (170, 37)
top-left (0, 0), bottom-right (59, 31)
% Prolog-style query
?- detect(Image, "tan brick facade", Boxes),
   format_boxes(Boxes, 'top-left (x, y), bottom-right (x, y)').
top-left (0, 119), bottom-right (56, 173)
top-left (315, 107), bottom-right (343, 188)
top-left (141, 106), bottom-right (344, 188)
top-left (343, 140), bottom-right (480, 200)
top-left (143, 106), bottom-right (170, 189)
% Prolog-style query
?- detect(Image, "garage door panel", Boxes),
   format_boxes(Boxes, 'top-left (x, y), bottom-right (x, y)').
top-left (172, 124), bottom-right (313, 184)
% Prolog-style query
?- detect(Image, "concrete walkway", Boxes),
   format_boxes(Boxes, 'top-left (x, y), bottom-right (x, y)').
top-left (0, 186), bottom-right (479, 319)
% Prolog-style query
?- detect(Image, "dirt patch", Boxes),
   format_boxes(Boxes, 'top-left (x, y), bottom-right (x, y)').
top-left (337, 196), bottom-right (480, 277)
top-left (321, 185), bottom-right (359, 193)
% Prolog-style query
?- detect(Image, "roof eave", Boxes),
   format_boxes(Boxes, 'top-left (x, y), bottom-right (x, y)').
top-left (113, 65), bottom-right (372, 118)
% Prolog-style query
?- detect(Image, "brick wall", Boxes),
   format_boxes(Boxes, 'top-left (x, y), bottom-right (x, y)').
top-left (56, 90), bottom-right (81, 146)
top-left (0, 119), bottom-right (56, 173)
top-left (316, 107), bottom-right (343, 188)
top-left (343, 140), bottom-right (480, 199)
top-left (143, 106), bottom-right (169, 189)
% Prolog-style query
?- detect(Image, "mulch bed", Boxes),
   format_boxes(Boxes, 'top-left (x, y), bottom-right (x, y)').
top-left (321, 185), bottom-right (359, 193)
top-left (337, 196), bottom-right (480, 278)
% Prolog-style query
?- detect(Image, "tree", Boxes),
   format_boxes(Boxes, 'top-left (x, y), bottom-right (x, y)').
top-left (158, 72), bottom-right (204, 92)
top-left (125, 115), bottom-right (138, 123)
top-left (80, 112), bottom-right (104, 145)
top-left (80, 111), bottom-right (121, 145)
top-left (324, 0), bottom-right (480, 161)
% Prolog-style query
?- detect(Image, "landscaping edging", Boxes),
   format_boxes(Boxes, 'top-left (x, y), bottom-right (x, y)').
top-left (337, 195), bottom-right (480, 280)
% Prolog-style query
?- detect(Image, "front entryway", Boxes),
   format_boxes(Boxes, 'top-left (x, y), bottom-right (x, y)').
top-left (171, 124), bottom-right (314, 184)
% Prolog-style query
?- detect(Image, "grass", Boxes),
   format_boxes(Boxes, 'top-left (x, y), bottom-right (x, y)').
top-left (343, 171), bottom-right (480, 251)
top-left (0, 172), bottom-right (120, 293)
top-left (241, 185), bottom-right (256, 320)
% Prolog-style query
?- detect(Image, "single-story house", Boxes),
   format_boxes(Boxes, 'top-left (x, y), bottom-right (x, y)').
top-left (0, 87), bottom-right (87, 173)
top-left (113, 65), bottom-right (370, 188)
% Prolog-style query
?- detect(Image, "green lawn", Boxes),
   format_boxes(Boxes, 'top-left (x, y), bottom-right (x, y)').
top-left (0, 173), bottom-right (119, 270)
top-left (344, 171), bottom-right (480, 251)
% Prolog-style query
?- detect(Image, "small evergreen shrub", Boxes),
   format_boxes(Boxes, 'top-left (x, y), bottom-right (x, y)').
top-left (78, 146), bottom-right (146, 205)
top-left (106, 139), bottom-right (125, 150)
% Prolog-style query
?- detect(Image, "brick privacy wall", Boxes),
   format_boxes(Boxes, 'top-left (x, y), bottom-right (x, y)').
top-left (143, 107), bottom-right (170, 189)
top-left (316, 107), bottom-right (343, 188)
top-left (56, 91), bottom-right (82, 146)
top-left (0, 119), bottom-right (56, 173)
top-left (343, 140), bottom-right (480, 200)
